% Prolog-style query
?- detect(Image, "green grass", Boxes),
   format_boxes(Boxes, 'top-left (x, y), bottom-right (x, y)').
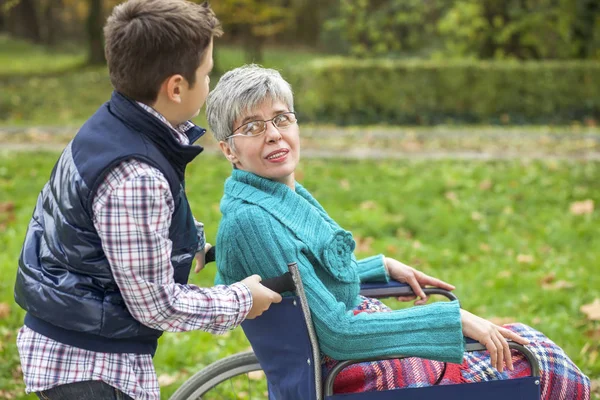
top-left (0, 35), bottom-right (85, 77)
top-left (0, 37), bottom-right (320, 126)
top-left (0, 151), bottom-right (598, 398)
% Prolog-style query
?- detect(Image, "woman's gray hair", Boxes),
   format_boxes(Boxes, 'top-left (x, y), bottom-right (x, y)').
top-left (206, 64), bottom-right (294, 142)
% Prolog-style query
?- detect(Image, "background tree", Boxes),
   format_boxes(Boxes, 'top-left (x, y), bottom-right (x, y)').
top-left (3, 0), bottom-right (42, 43)
top-left (208, 0), bottom-right (294, 64)
top-left (86, 0), bottom-right (105, 64)
top-left (326, 0), bottom-right (598, 60)
top-left (437, 0), bottom-right (581, 59)
top-left (325, 0), bottom-right (450, 58)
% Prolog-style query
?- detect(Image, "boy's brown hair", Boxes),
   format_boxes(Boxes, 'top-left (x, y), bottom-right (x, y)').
top-left (104, 0), bottom-right (222, 104)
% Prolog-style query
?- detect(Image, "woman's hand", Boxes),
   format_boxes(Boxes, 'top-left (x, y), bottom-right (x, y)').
top-left (384, 257), bottom-right (455, 305)
top-left (460, 309), bottom-right (530, 372)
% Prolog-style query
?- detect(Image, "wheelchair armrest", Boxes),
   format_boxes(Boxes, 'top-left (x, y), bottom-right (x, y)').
top-left (359, 281), bottom-right (459, 302)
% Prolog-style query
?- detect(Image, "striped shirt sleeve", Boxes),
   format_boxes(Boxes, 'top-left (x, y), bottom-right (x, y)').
top-left (92, 159), bottom-right (252, 334)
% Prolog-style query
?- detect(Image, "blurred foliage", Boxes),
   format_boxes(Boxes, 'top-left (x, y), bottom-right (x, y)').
top-left (207, 0), bottom-right (294, 63)
top-left (325, 0), bottom-right (450, 57)
top-left (288, 58), bottom-right (600, 125)
top-left (0, 39), bottom-right (319, 126)
top-left (327, 0), bottom-right (599, 59)
top-left (2, 0), bottom-right (598, 61)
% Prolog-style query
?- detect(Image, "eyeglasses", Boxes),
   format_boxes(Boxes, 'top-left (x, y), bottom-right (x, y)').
top-left (226, 112), bottom-right (297, 140)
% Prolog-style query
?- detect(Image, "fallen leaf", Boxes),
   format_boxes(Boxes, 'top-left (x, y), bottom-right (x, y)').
top-left (544, 280), bottom-right (575, 290)
top-left (385, 244), bottom-right (398, 255)
top-left (0, 390), bottom-right (14, 399)
top-left (0, 303), bottom-right (10, 319)
top-left (339, 179), bottom-right (350, 190)
top-left (584, 118), bottom-right (597, 128)
top-left (581, 342), bottom-right (591, 355)
top-left (0, 202), bottom-right (14, 213)
top-left (539, 273), bottom-right (574, 290)
top-left (479, 179), bottom-right (493, 190)
top-left (570, 199), bottom-right (594, 215)
top-left (445, 191), bottom-right (458, 204)
top-left (248, 370), bottom-right (265, 380)
top-left (517, 254), bottom-right (534, 264)
top-left (589, 350), bottom-right (598, 365)
top-left (471, 211), bottom-right (483, 221)
top-left (359, 200), bottom-right (377, 210)
top-left (585, 327), bottom-right (600, 341)
top-left (580, 299), bottom-right (600, 321)
top-left (591, 378), bottom-right (599, 396)
top-left (540, 272), bottom-right (556, 284)
top-left (497, 270), bottom-right (511, 278)
top-left (157, 373), bottom-right (178, 386)
top-left (354, 236), bottom-right (374, 253)
top-left (412, 240), bottom-right (422, 249)
top-left (12, 365), bottom-right (22, 380)
top-left (410, 258), bottom-right (423, 266)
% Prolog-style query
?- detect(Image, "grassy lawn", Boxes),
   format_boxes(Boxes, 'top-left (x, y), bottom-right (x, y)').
top-left (0, 36), bottom-right (320, 127)
top-left (0, 151), bottom-right (598, 399)
top-left (0, 35), bottom-right (86, 77)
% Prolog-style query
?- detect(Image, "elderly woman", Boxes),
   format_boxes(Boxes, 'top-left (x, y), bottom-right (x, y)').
top-left (205, 65), bottom-right (590, 398)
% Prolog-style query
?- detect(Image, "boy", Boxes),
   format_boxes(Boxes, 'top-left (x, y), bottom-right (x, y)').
top-left (14, 1), bottom-right (280, 399)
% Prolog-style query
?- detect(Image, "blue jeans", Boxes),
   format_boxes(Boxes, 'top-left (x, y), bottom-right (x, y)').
top-left (36, 381), bottom-right (133, 400)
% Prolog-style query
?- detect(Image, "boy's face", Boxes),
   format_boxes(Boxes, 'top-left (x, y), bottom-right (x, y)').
top-left (180, 39), bottom-right (214, 122)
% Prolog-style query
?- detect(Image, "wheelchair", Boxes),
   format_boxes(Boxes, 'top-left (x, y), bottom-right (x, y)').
top-left (170, 262), bottom-right (541, 400)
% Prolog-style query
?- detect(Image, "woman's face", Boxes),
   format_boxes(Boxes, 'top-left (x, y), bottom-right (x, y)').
top-left (220, 99), bottom-right (300, 189)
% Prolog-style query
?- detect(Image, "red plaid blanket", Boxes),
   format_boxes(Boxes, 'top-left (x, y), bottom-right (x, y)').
top-left (322, 297), bottom-right (590, 399)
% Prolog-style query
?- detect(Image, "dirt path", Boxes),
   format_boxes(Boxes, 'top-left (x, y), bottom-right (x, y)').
top-left (1, 126), bottom-right (599, 160)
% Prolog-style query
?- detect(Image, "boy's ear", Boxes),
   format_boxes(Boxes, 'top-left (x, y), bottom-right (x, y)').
top-left (160, 74), bottom-right (186, 104)
top-left (219, 141), bottom-right (238, 163)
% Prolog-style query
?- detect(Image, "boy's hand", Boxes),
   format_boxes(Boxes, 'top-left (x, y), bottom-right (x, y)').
top-left (242, 275), bottom-right (283, 319)
top-left (194, 243), bottom-right (213, 273)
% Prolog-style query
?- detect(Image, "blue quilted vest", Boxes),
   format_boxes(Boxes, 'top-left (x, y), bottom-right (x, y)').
top-left (14, 91), bottom-right (203, 356)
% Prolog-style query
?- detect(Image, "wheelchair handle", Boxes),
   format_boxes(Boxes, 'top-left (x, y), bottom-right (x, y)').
top-left (261, 272), bottom-right (296, 293)
top-left (205, 246), bottom-right (216, 263)
top-left (204, 247), bottom-right (295, 293)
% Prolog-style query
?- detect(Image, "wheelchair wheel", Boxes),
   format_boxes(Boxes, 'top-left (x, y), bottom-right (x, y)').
top-left (169, 350), bottom-right (268, 400)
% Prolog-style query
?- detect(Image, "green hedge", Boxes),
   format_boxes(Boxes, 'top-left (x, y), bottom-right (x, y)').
top-left (286, 58), bottom-right (600, 125)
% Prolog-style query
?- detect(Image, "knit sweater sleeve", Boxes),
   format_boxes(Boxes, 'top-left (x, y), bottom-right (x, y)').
top-left (217, 207), bottom-right (465, 363)
top-left (356, 254), bottom-right (389, 283)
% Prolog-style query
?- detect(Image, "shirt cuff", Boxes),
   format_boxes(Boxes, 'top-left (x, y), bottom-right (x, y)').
top-left (229, 282), bottom-right (253, 325)
top-left (194, 220), bottom-right (206, 253)
top-left (357, 254), bottom-right (390, 283)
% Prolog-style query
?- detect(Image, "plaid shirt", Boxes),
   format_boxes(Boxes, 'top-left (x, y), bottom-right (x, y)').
top-left (17, 104), bottom-right (253, 400)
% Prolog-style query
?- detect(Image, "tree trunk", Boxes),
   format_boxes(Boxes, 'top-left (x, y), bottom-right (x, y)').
top-left (574, 0), bottom-right (599, 58)
top-left (44, 0), bottom-right (62, 46)
top-left (244, 33), bottom-right (264, 64)
top-left (7, 0), bottom-right (42, 43)
top-left (87, 0), bottom-right (106, 65)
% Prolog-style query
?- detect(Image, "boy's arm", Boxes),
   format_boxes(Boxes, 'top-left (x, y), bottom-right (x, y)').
top-left (92, 160), bottom-right (252, 334)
